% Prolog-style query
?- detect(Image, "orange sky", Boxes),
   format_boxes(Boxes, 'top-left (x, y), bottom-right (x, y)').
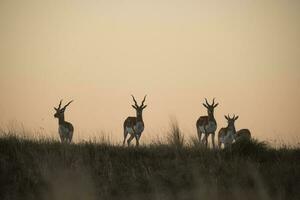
top-left (0, 0), bottom-right (299, 144)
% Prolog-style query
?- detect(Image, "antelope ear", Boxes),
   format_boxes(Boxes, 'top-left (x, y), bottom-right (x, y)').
top-left (225, 115), bottom-right (229, 120)
top-left (142, 105), bottom-right (147, 109)
top-left (132, 105), bottom-right (137, 109)
top-left (235, 116), bottom-right (239, 120)
top-left (214, 103), bottom-right (219, 108)
top-left (203, 103), bottom-right (208, 108)
top-left (54, 107), bottom-right (58, 111)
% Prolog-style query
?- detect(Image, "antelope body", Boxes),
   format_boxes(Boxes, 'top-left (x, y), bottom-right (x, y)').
top-left (218, 115), bottom-right (238, 148)
top-left (235, 129), bottom-right (251, 142)
top-left (54, 100), bottom-right (74, 143)
top-left (196, 98), bottom-right (219, 148)
top-left (123, 95), bottom-right (147, 146)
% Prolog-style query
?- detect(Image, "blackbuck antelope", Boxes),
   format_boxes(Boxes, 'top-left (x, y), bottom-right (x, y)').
top-left (196, 98), bottom-right (219, 148)
top-left (218, 115), bottom-right (238, 148)
top-left (235, 129), bottom-right (251, 142)
top-left (54, 100), bottom-right (74, 143)
top-left (123, 95), bottom-right (147, 146)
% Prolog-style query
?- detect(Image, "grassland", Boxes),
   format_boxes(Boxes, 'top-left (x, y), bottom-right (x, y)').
top-left (0, 126), bottom-right (299, 200)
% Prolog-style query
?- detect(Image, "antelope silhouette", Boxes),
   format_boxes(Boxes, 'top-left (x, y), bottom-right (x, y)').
top-left (218, 114), bottom-right (238, 148)
top-left (123, 95), bottom-right (147, 146)
top-left (196, 98), bottom-right (219, 148)
top-left (54, 100), bottom-right (74, 143)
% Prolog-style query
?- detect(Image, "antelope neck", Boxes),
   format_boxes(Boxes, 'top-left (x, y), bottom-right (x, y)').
top-left (136, 113), bottom-right (143, 123)
top-left (207, 112), bottom-right (215, 122)
top-left (58, 116), bottom-right (65, 125)
top-left (227, 123), bottom-right (236, 133)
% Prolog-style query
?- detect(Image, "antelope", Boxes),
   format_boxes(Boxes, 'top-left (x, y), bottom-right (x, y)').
top-left (218, 115), bottom-right (238, 148)
top-left (196, 98), bottom-right (219, 148)
top-left (235, 129), bottom-right (251, 142)
top-left (54, 100), bottom-right (74, 143)
top-left (123, 95), bottom-right (147, 147)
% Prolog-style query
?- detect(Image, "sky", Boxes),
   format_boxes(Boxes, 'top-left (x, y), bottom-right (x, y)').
top-left (0, 0), bottom-right (299, 144)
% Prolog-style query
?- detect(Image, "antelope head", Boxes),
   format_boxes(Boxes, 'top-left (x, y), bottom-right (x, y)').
top-left (225, 114), bottom-right (239, 127)
top-left (203, 98), bottom-right (219, 116)
top-left (54, 100), bottom-right (73, 119)
top-left (131, 95), bottom-right (147, 118)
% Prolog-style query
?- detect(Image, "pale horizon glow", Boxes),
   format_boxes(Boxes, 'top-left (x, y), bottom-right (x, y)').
top-left (0, 0), bottom-right (300, 144)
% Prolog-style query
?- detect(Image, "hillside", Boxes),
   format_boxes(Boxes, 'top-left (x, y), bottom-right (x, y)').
top-left (0, 135), bottom-right (299, 200)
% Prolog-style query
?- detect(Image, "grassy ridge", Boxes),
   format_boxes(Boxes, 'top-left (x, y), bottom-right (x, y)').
top-left (0, 134), bottom-right (300, 200)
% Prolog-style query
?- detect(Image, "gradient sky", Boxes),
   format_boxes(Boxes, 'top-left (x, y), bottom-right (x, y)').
top-left (0, 0), bottom-right (299, 143)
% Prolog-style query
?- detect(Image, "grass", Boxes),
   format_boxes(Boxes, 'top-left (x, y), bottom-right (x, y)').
top-left (0, 125), bottom-right (300, 200)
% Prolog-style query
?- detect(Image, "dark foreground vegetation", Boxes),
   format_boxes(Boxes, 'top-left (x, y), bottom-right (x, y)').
top-left (0, 133), bottom-right (300, 200)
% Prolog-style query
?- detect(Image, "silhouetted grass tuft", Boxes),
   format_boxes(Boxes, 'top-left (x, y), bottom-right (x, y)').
top-left (166, 119), bottom-right (185, 149)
